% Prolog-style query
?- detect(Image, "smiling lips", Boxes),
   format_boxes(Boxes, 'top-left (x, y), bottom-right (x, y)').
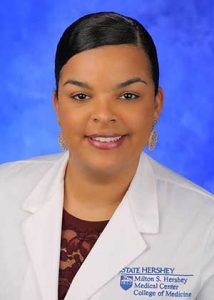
top-left (86, 134), bottom-right (126, 150)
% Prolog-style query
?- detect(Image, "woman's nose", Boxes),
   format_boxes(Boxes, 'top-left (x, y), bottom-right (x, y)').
top-left (91, 100), bottom-right (117, 123)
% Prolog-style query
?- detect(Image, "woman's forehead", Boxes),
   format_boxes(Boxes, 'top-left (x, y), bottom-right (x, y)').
top-left (59, 44), bottom-right (152, 83)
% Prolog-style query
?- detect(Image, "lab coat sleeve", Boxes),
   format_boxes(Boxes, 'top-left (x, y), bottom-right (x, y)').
top-left (197, 224), bottom-right (214, 300)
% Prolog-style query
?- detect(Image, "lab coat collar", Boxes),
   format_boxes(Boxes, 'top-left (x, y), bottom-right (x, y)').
top-left (66, 153), bottom-right (159, 299)
top-left (22, 152), bottom-right (159, 233)
top-left (21, 151), bottom-right (159, 300)
top-left (127, 153), bottom-right (159, 234)
top-left (22, 151), bottom-right (69, 213)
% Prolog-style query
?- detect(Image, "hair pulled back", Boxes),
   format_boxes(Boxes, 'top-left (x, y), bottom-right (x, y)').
top-left (55, 12), bottom-right (159, 95)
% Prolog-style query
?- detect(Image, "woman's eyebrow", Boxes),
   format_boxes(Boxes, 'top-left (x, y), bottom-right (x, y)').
top-left (117, 77), bottom-right (148, 88)
top-left (63, 77), bottom-right (147, 89)
top-left (63, 79), bottom-right (91, 89)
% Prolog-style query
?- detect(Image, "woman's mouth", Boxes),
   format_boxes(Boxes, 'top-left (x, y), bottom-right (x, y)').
top-left (86, 135), bottom-right (126, 150)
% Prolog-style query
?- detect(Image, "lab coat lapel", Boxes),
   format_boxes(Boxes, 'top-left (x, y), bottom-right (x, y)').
top-left (65, 153), bottom-right (159, 300)
top-left (65, 196), bottom-right (147, 300)
top-left (22, 152), bottom-right (69, 300)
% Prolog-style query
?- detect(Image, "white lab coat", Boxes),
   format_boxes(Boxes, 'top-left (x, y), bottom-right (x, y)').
top-left (0, 151), bottom-right (213, 300)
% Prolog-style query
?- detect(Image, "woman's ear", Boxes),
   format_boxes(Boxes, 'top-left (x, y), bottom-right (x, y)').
top-left (52, 91), bottom-right (60, 125)
top-left (154, 87), bottom-right (164, 120)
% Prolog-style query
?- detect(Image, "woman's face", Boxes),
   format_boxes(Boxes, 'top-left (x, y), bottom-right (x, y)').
top-left (53, 44), bottom-right (163, 174)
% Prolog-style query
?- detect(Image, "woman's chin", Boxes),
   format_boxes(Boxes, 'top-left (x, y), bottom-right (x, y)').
top-left (87, 160), bottom-right (126, 175)
top-left (73, 156), bottom-right (129, 177)
top-left (68, 149), bottom-right (140, 177)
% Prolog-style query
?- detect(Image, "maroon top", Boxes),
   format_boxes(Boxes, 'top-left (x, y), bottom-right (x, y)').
top-left (58, 209), bottom-right (109, 300)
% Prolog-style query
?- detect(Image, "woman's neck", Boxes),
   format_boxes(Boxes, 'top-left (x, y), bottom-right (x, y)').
top-left (63, 156), bottom-right (140, 221)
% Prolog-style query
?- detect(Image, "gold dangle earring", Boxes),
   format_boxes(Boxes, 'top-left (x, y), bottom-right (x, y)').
top-left (58, 131), bottom-right (68, 151)
top-left (148, 119), bottom-right (158, 151)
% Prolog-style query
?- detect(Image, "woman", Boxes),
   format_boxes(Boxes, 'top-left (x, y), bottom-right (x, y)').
top-left (0, 12), bottom-right (213, 300)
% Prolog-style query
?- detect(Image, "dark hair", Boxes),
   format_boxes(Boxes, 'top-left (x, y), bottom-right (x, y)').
top-left (55, 12), bottom-right (159, 95)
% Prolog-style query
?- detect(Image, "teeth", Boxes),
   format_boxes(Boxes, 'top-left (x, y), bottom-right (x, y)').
top-left (92, 136), bottom-right (122, 143)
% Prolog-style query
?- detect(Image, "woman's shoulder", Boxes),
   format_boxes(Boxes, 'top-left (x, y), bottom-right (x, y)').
top-left (0, 152), bottom-right (69, 215)
top-left (0, 152), bottom-right (64, 175)
top-left (144, 153), bottom-right (213, 199)
top-left (0, 152), bottom-right (67, 196)
top-left (144, 154), bottom-right (214, 226)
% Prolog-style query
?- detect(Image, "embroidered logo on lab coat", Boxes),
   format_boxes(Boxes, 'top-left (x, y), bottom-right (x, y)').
top-left (119, 266), bottom-right (194, 297)
top-left (120, 274), bottom-right (133, 290)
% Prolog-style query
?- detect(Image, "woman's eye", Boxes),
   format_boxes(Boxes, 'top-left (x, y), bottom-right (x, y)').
top-left (120, 93), bottom-right (139, 100)
top-left (71, 93), bottom-right (89, 101)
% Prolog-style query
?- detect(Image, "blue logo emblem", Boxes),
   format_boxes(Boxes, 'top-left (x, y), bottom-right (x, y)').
top-left (120, 274), bottom-right (133, 290)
